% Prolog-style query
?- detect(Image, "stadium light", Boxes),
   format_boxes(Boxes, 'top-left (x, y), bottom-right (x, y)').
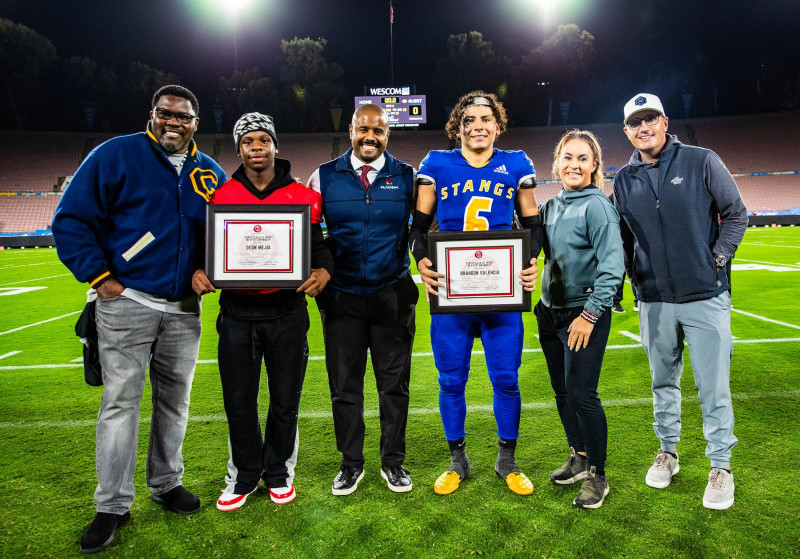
top-left (218, 0), bottom-right (253, 19)
top-left (519, 0), bottom-right (563, 28)
top-left (215, 0), bottom-right (254, 70)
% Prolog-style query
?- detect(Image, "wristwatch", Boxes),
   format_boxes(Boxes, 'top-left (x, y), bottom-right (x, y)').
top-left (714, 254), bottom-right (728, 268)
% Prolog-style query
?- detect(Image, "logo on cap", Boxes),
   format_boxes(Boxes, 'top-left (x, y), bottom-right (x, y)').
top-left (635, 96), bottom-right (647, 106)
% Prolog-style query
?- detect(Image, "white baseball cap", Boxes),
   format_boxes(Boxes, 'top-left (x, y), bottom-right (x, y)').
top-left (623, 93), bottom-right (665, 124)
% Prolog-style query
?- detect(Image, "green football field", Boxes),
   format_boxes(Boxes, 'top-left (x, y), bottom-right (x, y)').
top-left (1, 226), bottom-right (799, 558)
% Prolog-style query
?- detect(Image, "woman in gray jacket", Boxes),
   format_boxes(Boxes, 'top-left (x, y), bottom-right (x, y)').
top-left (534, 129), bottom-right (624, 509)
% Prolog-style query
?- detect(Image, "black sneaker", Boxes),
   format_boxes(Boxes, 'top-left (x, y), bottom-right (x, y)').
top-left (611, 302), bottom-right (626, 313)
top-left (150, 485), bottom-right (201, 514)
top-left (381, 465), bottom-right (413, 493)
top-left (550, 447), bottom-right (588, 485)
top-left (633, 300), bottom-right (639, 311)
top-left (573, 466), bottom-right (609, 509)
top-left (80, 511), bottom-right (130, 554)
top-left (332, 465), bottom-right (365, 496)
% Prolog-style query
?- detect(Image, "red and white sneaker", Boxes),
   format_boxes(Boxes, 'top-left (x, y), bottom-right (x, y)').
top-left (216, 486), bottom-right (257, 512)
top-left (269, 485), bottom-right (296, 505)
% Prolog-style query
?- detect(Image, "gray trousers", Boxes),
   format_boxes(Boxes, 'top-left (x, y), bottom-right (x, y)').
top-left (93, 295), bottom-right (201, 514)
top-left (639, 292), bottom-right (737, 469)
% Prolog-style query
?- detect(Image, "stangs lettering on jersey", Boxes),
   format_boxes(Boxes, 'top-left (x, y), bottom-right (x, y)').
top-left (440, 179), bottom-right (514, 200)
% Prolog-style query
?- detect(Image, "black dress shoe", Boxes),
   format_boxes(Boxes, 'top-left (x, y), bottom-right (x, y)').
top-left (381, 465), bottom-right (413, 493)
top-left (150, 485), bottom-right (201, 514)
top-left (80, 511), bottom-right (130, 554)
top-left (332, 465), bottom-right (364, 496)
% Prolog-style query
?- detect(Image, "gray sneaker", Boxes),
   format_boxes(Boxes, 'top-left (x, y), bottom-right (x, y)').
top-left (573, 466), bottom-right (609, 509)
top-left (550, 447), bottom-right (588, 485)
top-left (646, 450), bottom-right (679, 488)
top-left (703, 468), bottom-right (734, 510)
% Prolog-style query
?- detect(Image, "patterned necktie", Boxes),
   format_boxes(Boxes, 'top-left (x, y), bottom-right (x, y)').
top-left (359, 165), bottom-right (372, 191)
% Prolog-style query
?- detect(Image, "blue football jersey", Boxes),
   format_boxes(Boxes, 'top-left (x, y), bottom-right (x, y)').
top-left (418, 149), bottom-right (535, 232)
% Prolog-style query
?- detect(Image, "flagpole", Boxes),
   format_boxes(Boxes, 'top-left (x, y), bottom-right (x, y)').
top-left (389, 0), bottom-right (394, 83)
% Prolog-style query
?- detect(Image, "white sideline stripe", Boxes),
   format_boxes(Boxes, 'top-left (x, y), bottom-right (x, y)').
top-left (619, 330), bottom-right (642, 343)
top-left (0, 351), bottom-right (21, 360)
top-left (0, 310), bottom-right (82, 336)
top-left (731, 308), bottom-right (800, 330)
top-left (2, 337), bottom-right (800, 372)
top-left (2, 389), bottom-right (798, 430)
top-left (0, 273), bottom-right (72, 286)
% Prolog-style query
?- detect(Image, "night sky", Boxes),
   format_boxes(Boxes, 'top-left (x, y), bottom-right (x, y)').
top-left (2, 0), bottom-right (799, 123)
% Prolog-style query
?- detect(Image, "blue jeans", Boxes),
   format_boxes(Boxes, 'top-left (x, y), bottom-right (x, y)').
top-left (93, 295), bottom-right (201, 514)
top-left (639, 292), bottom-right (737, 468)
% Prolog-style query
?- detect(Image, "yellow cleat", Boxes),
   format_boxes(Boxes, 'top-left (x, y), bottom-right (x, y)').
top-left (434, 470), bottom-right (463, 495)
top-left (504, 472), bottom-right (534, 496)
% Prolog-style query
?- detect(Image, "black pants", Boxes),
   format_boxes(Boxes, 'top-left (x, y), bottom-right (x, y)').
top-left (534, 301), bottom-right (610, 470)
top-left (217, 303), bottom-right (309, 492)
top-left (318, 274), bottom-right (418, 469)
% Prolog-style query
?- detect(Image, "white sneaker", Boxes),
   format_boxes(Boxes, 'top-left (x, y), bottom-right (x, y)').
top-left (645, 450), bottom-right (679, 489)
top-left (269, 485), bottom-right (296, 505)
top-left (703, 468), bottom-right (734, 510)
top-left (216, 486), bottom-right (258, 511)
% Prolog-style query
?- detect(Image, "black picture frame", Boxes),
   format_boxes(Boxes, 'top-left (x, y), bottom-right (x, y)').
top-left (205, 204), bottom-right (311, 289)
top-left (428, 229), bottom-right (531, 314)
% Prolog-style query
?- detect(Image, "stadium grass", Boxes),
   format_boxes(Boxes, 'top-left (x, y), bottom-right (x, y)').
top-left (1, 226), bottom-right (799, 558)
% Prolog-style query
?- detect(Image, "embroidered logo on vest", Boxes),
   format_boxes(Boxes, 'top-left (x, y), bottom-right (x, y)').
top-left (670, 176), bottom-right (684, 185)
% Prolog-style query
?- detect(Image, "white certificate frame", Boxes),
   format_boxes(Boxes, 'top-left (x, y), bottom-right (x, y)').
top-left (206, 204), bottom-right (311, 288)
top-left (428, 230), bottom-right (531, 314)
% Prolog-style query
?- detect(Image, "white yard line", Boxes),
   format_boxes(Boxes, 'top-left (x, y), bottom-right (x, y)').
top-left (731, 308), bottom-right (800, 330)
top-left (0, 261), bottom-right (62, 269)
top-left (0, 351), bottom-right (21, 360)
top-left (2, 389), bottom-right (798, 429)
top-left (740, 242), bottom-right (800, 249)
top-left (0, 273), bottom-right (73, 286)
top-left (2, 337), bottom-right (799, 372)
top-left (0, 311), bottom-right (82, 336)
top-left (733, 258), bottom-right (800, 269)
top-left (619, 331), bottom-right (642, 343)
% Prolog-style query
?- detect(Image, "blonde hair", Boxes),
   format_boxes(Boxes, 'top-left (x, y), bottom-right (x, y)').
top-left (551, 129), bottom-right (604, 187)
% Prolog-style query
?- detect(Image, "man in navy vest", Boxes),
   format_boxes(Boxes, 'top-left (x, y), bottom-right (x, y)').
top-left (612, 93), bottom-right (747, 510)
top-left (307, 104), bottom-right (418, 495)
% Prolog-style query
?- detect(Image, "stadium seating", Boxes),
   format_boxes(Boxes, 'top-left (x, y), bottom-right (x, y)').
top-left (0, 196), bottom-right (59, 233)
top-left (1, 113), bottom-right (798, 233)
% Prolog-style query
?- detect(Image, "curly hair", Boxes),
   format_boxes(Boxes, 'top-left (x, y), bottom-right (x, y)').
top-left (551, 129), bottom-right (605, 187)
top-left (444, 90), bottom-right (508, 143)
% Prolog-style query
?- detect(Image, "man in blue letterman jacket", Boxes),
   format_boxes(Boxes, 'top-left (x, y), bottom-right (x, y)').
top-left (53, 85), bottom-right (225, 553)
top-left (612, 93), bottom-right (747, 511)
top-left (307, 104), bottom-right (418, 496)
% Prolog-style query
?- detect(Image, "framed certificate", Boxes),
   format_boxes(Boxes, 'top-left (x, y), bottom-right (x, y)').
top-left (205, 204), bottom-right (311, 288)
top-left (428, 230), bottom-right (531, 314)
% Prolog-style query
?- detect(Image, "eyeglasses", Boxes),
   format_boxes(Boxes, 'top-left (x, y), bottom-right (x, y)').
top-left (626, 114), bottom-right (661, 131)
top-left (153, 107), bottom-right (196, 124)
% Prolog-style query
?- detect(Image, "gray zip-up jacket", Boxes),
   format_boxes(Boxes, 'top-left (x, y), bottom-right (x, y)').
top-left (539, 185), bottom-right (624, 316)
top-left (612, 135), bottom-right (747, 303)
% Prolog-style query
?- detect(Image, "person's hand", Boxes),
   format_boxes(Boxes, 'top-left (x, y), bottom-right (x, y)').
top-left (298, 268), bottom-right (330, 297)
top-left (96, 278), bottom-right (124, 299)
top-left (417, 257), bottom-right (444, 302)
top-left (192, 269), bottom-right (216, 295)
top-left (567, 315), bottom-right (595, 352)
top-left (518, 258), bottom-right (538, 292)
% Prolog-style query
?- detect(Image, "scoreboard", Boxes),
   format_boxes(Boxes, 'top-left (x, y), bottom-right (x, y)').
top-left (354, 95), bottom-right (427, 127)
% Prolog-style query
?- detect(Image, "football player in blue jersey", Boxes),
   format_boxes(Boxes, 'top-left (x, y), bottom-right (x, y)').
top-left (409, 91), bottom-right (543, 496)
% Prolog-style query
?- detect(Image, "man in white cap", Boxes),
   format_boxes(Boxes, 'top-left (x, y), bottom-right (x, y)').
top-left (612, 93), bottom-right (747, 510)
